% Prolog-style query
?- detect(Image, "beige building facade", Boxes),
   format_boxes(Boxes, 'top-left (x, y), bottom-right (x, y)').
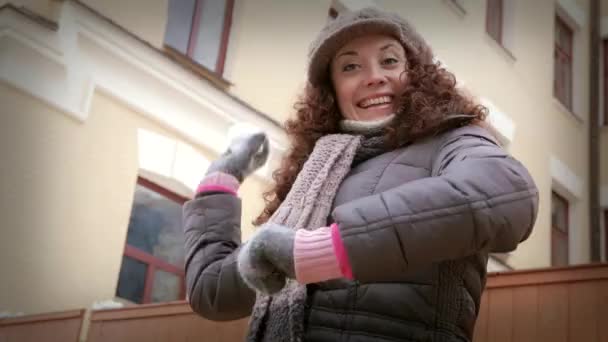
top-left (0, 0), bottom-right (606, 317)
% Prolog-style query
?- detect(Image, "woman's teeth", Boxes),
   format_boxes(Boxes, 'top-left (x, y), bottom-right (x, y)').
top-left (358, 96), bottom-right (392, 108)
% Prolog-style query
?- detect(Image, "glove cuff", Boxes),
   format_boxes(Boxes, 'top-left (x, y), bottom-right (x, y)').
top-left (196, 171), bottom-right (240, 196)
top-left (294, 226), bottom-right (343, 284)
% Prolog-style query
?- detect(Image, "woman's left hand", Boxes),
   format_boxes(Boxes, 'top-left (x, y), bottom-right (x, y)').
top-left (206, 132), bottom-right (270, 183)
top-left (237, 223), bottom-right (296, 294)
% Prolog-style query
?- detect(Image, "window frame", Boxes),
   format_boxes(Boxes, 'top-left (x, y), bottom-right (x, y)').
top-left (554, 15), bottom-right (574, 111)
top-left (604, 38), bottom-right (608, 124)
top-left (166, 0), bottom-right (234, 76)
top-left (605, 210), bottom-right (608, 261)
top-left (485, 0), bottom-right (503, 45)
top-left (119, 176), bottom-right (190, 304)
top-left (551, 191), bottom-right (570, 267)
top-left (447, 0), bottom-right (466, 15)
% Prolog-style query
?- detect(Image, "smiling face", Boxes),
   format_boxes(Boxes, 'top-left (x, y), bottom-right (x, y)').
top-left (330, 34), bottom-right (407, 121)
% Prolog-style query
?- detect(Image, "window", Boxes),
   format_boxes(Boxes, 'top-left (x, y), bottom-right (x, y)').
top-left (164, 0), bottom-right (234, 75)
top-left (604, 39), bottom-right (607, 125)
top-left (486, 0), bottom-right (503, 44)
top-left (604, 209), bottom-right (608, 260)
top-left (554, 15), bottom-right (574, 110)
top-left (116, 177), bottom-right (189, 304)
top-left (605, 210), bottom-right (608, 261)
top-left (551, 191), bottom-right (569, 267)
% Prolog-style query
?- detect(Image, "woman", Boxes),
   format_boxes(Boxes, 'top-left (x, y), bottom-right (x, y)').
top-left (183, 7), bottom-right (538, 342)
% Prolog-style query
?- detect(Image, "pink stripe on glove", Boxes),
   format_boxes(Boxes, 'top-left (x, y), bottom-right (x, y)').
top-left (196, 171), bottom-right (240, 196)
top-left (293, 223), bottom-right (353, 284)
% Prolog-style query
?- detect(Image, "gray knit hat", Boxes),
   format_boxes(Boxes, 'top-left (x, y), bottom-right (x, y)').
top-left (307, 7), bottom-right (434, 87)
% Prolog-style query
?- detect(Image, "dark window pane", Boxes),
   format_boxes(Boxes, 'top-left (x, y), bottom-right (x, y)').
top-left (564, 65), bottom-right (572, 108)
top-left (551, 192), bottom-right (568, 233)
top-left (552, 233), bottom-right (568, 266)
top-left (604, 41), bottom-right (608, 125)
top-left (554, 16), bottom-right (573, 109)
top-left (486, 0), bottom-right (502, 43)
top-left (192, 0), bottom-right (227, 71)
top-left (126, 184), bottom-right (186, 267)
top-left (151, 270), bottom-right (182, 303)
top-left (556, 18), bottom-right (573, 53)
top-left (116, 256), bottom-right (147, 304)
top-left (554, 50), bottom-right (561, 97)
top-left (165, 0), bottom-right (196, 54)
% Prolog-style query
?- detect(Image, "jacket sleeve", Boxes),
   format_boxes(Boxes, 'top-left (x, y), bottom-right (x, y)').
top-left (182, 193), bottom-right (255, 321)
top-left (331, 125), bottom-right (539, 282)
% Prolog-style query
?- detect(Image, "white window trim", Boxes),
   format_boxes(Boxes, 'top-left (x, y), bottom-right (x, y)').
top-left (550, 156), bottom-right (583, 199)
top-left (556, 0), bottom-right (586, 31)
top-left (137, 128), bottom-right (211, 197)
top-left (487, 256), bottom-right (511, 272)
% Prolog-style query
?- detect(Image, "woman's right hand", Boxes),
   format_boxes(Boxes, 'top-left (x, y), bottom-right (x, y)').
top-left (206, 132), bottom-right (270, 183)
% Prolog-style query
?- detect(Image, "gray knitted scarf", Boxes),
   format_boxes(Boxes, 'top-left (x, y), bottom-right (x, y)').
top-left (246, 115), bottom-right (394, 342)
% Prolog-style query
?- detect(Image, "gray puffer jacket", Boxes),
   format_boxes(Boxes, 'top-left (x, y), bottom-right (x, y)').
top-left (182, 125), bottom-right (539, 342)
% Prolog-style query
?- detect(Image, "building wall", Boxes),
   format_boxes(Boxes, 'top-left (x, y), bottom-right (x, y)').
top-left (79, 0), bottom-right (169, 48)
top-left (224, 0), bottom-right (329, 123)
top-left (0, 83), bottom-right (267, 315)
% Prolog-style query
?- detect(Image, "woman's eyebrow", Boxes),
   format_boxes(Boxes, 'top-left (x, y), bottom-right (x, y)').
top-left (335, 51), bottom-right (358, 59)
top-left (380, 43), bottom-right (401, 52)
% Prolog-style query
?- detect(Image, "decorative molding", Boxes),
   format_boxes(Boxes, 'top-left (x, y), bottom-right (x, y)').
top-left (479, 98), bottom-right (516, 145)
top-left (556, 0), bottom-right (586, 30)
top-left (0, 2), bottom-right (286, 182)
top-left (550, 156), bottom-right (583, 199)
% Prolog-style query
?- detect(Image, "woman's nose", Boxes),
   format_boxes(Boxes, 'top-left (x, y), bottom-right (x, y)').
top-left (364, 66), bottom-right (387, 87)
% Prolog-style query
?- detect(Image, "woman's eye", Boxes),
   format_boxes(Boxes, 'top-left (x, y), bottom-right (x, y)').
top-left (382, 57), bottom-right (399, 65)
top-left (342, 63), bottom-right (358, 72)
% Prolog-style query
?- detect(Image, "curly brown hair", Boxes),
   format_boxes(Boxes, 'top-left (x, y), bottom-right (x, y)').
top-left (253, 50), bottom-right (488, 226)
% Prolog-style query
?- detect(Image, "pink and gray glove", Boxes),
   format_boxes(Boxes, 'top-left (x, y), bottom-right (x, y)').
top-left (206, 132), bottom-right (269, 183)
top-left (237, 223), bottom-right (296, 294)
top-left (197, 132), bottom-right (269, 196)
top-left (237, 223), bottom-right (351, 295)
